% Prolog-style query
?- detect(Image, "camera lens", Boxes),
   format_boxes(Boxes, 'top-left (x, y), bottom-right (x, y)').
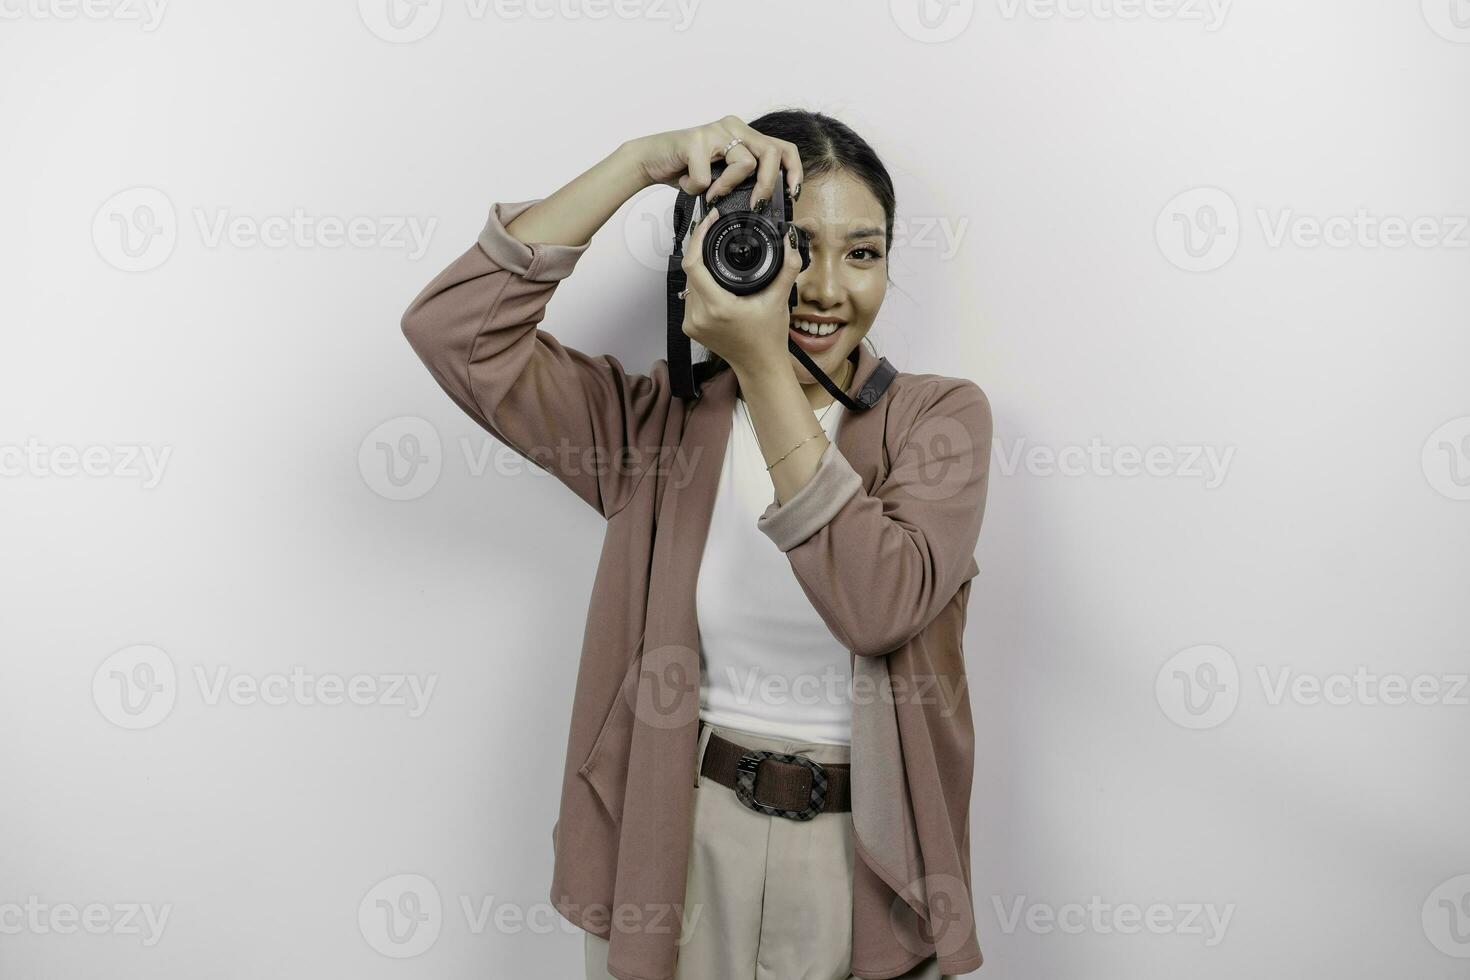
top-left (704, 215), bottom-right (779, 295)
top-left (723, 229), bottom-right (763, 272)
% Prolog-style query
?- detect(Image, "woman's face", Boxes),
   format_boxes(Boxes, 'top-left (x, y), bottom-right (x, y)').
top-left (785, 170), bottom-right (889, 388)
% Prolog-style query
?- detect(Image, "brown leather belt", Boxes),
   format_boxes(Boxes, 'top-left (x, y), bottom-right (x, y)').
top-left (699, 731), bottom-right (851, 821)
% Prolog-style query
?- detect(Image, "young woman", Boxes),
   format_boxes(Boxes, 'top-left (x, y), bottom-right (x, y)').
top-left (401, 110), bottom-right (992, 980)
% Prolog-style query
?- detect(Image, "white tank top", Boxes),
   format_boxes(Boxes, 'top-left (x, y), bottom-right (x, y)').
top-left (694, 393), bottom-right (852, 746)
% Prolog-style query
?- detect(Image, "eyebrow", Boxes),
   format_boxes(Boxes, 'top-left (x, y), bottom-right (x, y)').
top-left (792, 223), bottom-right (885, 241)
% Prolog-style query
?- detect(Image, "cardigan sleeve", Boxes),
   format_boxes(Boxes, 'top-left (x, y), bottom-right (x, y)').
top-left (400, 199), bottom-right (674, 519)
top-left (755, 380), bottom-right (993, 657)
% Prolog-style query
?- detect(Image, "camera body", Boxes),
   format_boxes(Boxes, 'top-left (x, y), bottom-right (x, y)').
top-left (700, 159), bottom-right (810, 296)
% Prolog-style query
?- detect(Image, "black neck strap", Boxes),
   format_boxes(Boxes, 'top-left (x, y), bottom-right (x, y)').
top-left (666, 188), bottom-right (896, 411)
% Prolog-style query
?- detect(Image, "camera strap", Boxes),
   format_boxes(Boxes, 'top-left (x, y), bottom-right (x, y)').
top-left (666, 188), bottom-right (896, 411)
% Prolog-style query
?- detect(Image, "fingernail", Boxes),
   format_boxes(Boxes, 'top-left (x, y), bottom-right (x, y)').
top-left (788, 226), bottom-right (798, 248)
top-left (752, 198), bottom-right (768, 214)
top-left (793, 182), bottom-right (802, 202)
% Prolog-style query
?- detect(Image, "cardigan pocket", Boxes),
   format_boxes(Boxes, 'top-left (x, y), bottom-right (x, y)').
top-left (575, 630), bottom-right (645, 825)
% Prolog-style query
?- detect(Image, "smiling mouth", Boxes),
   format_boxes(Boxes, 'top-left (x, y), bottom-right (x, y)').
top-left (788, 318), bottom-right (847, 353)
top-left (790, 319), bottom-right (846, 337)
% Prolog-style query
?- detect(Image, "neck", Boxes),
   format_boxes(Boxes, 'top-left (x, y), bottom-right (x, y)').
top-left (734, 354), bottom-right (855, 408)
top-left (805, 355), bottom-right (854, 411)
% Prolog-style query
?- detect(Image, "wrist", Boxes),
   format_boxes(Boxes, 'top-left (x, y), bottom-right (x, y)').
top-left (731, 357), bottom-right (793, 393)
top-left (610, 139), bottom-right (655, 192)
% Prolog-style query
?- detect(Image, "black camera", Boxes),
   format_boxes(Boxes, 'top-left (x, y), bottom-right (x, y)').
top-left (665, 158), bottom-right (895, 409)
top-left (700, 159), bottom-right (810, 296)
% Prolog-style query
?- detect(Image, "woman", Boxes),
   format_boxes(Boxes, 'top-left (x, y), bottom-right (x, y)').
top-left (401, 110), bottom-right (993, 980)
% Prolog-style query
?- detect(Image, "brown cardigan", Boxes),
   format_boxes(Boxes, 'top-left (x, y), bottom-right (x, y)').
top-left (401, 199), bottom-right (994, 980)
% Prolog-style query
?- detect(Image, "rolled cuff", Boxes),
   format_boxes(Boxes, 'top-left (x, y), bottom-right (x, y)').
top-left (756, 441), bottom-right (863, 552)
top-left (477, 198), bottom-right (591, 283)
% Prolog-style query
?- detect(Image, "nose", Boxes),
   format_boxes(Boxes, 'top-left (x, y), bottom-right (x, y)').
top-left (797, 253), bottom-right (843, 310)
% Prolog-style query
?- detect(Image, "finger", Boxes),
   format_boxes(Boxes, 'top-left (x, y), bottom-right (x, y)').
top-left (774, 221), bottom-right (805, 292)
top-left (706, 142), bottom-right (757, 201)
top-left (732, 123), bottom-right (804, 202)
top-left (748, 144), bottom-right (782, 212)
top-left (677, 139), bottom-right (712, 196)
top-left (680, 206), bottom-right (723, 300)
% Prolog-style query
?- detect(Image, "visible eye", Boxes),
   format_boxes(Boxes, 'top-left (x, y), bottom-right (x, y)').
top-left (850, 246), bottom-right (883, 261)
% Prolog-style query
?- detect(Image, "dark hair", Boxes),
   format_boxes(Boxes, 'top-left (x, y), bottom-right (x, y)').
top-left (698, 108), bottom-right (895, 377)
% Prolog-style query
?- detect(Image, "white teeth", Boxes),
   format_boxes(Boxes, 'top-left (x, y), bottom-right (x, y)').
top-left (791, 320), bottom-right (843, 337)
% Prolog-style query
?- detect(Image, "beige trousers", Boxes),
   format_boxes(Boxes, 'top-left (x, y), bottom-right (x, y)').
top-left (584, 719), bottom-right (950, 980)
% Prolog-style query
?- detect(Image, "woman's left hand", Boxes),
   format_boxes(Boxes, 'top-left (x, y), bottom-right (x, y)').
top-left (680, 207), bottom-right (804, 378)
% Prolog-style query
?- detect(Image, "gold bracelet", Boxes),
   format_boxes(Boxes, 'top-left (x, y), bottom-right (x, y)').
top-left (765, 430), bottom-right (824, 471)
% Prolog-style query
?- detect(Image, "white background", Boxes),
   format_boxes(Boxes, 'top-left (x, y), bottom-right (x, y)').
top-left (2, 0), bottom-right (1468, 977)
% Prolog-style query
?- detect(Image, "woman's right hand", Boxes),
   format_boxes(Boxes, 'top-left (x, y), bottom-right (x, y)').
top-left (626, 116), bottom-right (804, 210)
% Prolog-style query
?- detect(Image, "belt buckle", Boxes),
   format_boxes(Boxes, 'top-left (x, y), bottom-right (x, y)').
top-left (734, 750), bottom-right (828, 821)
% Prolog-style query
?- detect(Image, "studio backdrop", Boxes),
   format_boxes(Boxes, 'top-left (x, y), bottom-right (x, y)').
top-left (2, 1), bottom-right (1468, 978)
